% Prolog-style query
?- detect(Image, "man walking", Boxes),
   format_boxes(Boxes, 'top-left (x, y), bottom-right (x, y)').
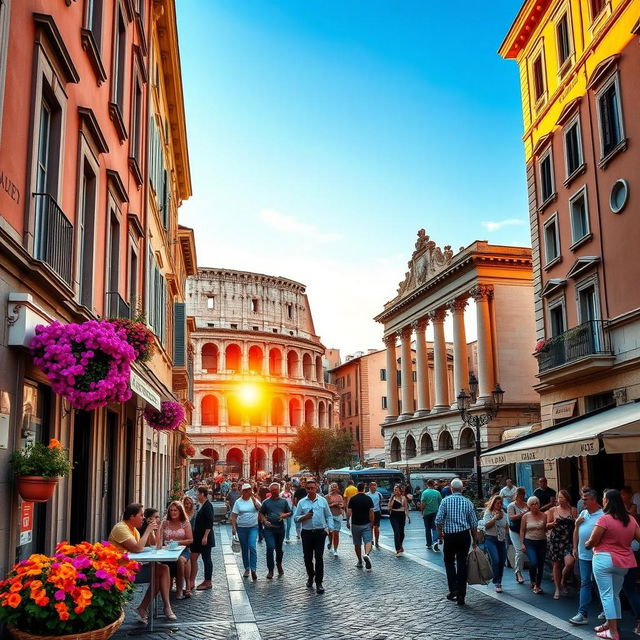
top-left (260, 482), bottom-right (292, 579)
top-left (499, 478), bottom-right (516, 510)
top-left (293, 478), bottom-right (308, 539)
top-left (294, 479), bottom-right (332, 594)
top-left (569, 488), bottom-right (603, 625)
top-left (420, 479), bottom-right (442, 551)
top-left (435, 478), bottom-right (478, 606)
top-left (365, 481), bottom-right (383, 549)
top-left (347, 482), bottom-right (375, 570)
top-left (533, 476), bottom-right (557, 512)
top-left (343, 478), bottom-right (358, 509)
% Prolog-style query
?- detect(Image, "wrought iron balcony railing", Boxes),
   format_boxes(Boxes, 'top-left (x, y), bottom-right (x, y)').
top-left (536, 320), bottom-right (611, 373)
top-left (33, 193), bottom-right (73, 286)
top-left (105, 291), bottom-right (131, 319)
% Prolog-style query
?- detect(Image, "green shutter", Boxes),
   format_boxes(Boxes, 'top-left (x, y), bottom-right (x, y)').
top-left (173, 302), bottom-right (186, 366)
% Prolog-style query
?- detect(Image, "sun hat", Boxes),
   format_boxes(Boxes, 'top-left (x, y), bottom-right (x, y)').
top-left (241, 483), bottom-right (252, 490)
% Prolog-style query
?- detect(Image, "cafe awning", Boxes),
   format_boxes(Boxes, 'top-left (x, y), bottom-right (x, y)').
top-left (431, 448), bottom-right (475, 464)
top-left (395, 447), bottom-right (475, 467)
top-left (481, 402), bottom-right (640, 466)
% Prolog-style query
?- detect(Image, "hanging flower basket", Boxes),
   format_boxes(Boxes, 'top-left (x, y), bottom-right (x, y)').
top-left (30, 321), bottom-right (135, 411)
top-left (0, 541), bottom-right (138, 639)
top-left (106, 319), bottom-right (155, 363)
top-left (15, 477), bottom-right (59, 503)
top-left (143, 401), bottom-right (184, 431)
top-left (179, 443), bottom-right (195, 459)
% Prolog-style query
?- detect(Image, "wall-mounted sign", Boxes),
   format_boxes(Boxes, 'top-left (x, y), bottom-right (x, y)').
top-left (0, 170), bottom-right (20, 205)
top-left (130, 370), bottom-right (161, 409)
top-left (19, 502), bottom-right (33, 546)
top-left (552, 400), bottom-right (577, 421)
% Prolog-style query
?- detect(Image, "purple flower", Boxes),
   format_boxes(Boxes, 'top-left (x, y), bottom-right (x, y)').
top-left (54, 589), bottom-right (66, 601)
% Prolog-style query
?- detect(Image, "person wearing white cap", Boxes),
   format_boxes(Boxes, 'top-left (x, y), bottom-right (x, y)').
top-left (231, 483), bottom-right (262, 580)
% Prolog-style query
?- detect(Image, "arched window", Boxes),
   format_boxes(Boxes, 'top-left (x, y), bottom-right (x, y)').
top-left (225, 344), bottom-right (242, 372)
top-left (287, 351), bottom-right (299, 378)
top-left (420, 433), bottom-right (434, 455)
top-left (226, 448), bottom-right (243, 474)
top-left (289, 398), bottom-right (302, 427)
top-left (460, 428), bottom-right (475, 449)
top-left (405, 434), bottom-right (417, 459)
top-left (390, 437), bottom-right (401, 462)
top-left (201, 343), bottom-right (218, 373)
top-left (438, 430), bottom-right (453, 450)
top-left (248, 345), bottom-right (263, 374)
top-left (315, 356), bottom-right (324, 382)
top-left (302, 353), bottom-right (313, 380)
top-left (227, 394), bottom-right (242, 426)
top-left (269, 348), bottom-right (282, 376)
top-left (201, 395), bottom-right (219, 425)
top-left (271, 397), bottom-right (284, 426)
top-left (304, 399), bottom-right (314, 425)
top-left (318, 401), bottom-right (326, 428)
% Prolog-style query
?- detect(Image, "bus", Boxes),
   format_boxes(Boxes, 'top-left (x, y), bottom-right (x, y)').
top-left (324, 467), bottom-right (407, 514)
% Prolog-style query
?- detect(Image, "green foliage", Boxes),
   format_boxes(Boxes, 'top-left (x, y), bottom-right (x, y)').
top-left (289, 424), bottom-right (353, 476)
top-left (10, 440), bottom-right (73, 478)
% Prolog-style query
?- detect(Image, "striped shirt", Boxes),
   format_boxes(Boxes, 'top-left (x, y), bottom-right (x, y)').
top-left (435, 493), bottom-right (478, 534)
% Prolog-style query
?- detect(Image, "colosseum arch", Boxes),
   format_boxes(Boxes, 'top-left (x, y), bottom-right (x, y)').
top-left (304, 399), bottom-right (315, 425)
top-left (226, 448), bottom-right (243, 475)
top-left (250, 447), bottom-right (267, 476)
top-left (328, 402), bottom-right (333, 427)
top-left (318, 401), bottom-right (327, 428)
top-left (201, 448), bottom-right (219, 462)
top-left (289, 398), bottom-right (302, 427)
top-left (405, 434), bottom-right (417, 459)
top-left (390, 436), bottom-right (401, 462)
top-left (302, 353), bottom-right (313, 380)
top-left (269, 348), bottom-right (283, 376)
top-left (225, 344), bottom-right (242, 372)
top-left (201, 395), bottom-right (219, 426)
top-left (272, 448), bottom-right (285, 476)
top-left (438, 430), bottom-right (454, 450)
top-left (287, 350), bottom-right (300, 378)
top-left (459, 427), bottom-right (476, 449)
top-left (315, 355), bottom-right (323, 382)
top-left (420, 432), bottom-right (434, 455)
top-left (227, 393), bottom-right (242, 426)
top-left (271, 397), bottom-right (285, 426)
top-left (201, 343), bottom-right (218, 373)
top-left (248, 345), bottom-right (263, 374)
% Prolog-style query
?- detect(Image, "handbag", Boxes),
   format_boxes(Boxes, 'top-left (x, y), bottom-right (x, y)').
top-left (231, 534), bottom-right (241, 553)
top-left (467, 547), bottom-right (493, 585)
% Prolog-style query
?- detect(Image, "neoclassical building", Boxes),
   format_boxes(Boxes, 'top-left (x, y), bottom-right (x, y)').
top-left (186, 268), bottom-right (336, 477)
top-left (374, 231), bottom-right (541, 473)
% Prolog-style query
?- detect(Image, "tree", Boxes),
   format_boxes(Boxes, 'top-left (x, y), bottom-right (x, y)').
top-left (289, 424), bottom-right (353, 477)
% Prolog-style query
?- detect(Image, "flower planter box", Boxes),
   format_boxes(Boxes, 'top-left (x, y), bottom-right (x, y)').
top-left (9, 611), bottom-right (124, 640)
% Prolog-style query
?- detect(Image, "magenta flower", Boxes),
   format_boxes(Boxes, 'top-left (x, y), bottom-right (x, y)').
top-left (143, 401), bottom-right (185, 431)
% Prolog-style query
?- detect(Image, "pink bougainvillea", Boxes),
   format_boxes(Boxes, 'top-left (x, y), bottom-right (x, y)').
top-left (30, 321), bottom-right (135, 410)
top-left (107, 319), bottom-right (155, 363)
top-left (143, 401), bottom-right (185, 431)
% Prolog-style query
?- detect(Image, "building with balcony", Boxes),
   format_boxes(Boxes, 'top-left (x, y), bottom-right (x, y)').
top-left (485, 0), bottom-right (640, 496)
top-left (375, 231), bottom-right (540, 486)
top-left (186, 268), bottom-right (337, 478)
top-left (0, 0), bottom-right (194, 576)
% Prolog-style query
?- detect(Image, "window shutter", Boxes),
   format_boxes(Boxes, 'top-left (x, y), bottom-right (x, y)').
top-left (173, 302), bottom-right (186, 366)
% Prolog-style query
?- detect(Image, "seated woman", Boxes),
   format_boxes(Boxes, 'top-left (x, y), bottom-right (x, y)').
top-left (107, 503), bottom-right (175, 624)
top-left (158, 501), bottom-right (193, 599)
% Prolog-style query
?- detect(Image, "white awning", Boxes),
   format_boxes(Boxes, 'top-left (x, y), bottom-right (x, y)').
top-left (393, 448), bottom-right (474, 467)
top-left (431, 448), bottom-right (475, 464)
top-left (481, 402), bottom-right (640, 466)
top-left (501, 423), bottom-right (540, 442)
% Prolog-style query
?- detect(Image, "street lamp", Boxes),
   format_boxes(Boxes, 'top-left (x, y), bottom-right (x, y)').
top-left (456, 382), bottom-right (504, 500)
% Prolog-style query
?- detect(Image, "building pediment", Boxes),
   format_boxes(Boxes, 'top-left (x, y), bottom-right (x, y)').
top-left (396, 229), bottom-right (454, 298)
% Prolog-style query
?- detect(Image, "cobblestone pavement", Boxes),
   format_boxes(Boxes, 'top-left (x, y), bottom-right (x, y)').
top-left (112, 522), bottom-right (597, 640)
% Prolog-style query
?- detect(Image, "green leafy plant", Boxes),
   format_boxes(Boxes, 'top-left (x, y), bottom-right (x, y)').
top-left (10, 439), bottom-right (73, 478)
top-left (289, 424), bottom-right (353, 477)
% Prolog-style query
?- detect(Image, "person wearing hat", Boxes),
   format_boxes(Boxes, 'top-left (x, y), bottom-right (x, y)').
top-left (231, 483), bottom-right (262, 580)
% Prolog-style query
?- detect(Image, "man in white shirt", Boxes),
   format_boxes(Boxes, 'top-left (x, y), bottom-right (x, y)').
top-left (499, 478), bottom-right (517, 509)
top-left (365, 481), bottom-right (383, 550)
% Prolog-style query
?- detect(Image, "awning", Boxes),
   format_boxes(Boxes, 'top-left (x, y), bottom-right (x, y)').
top-left (502, 424), bottom-right (540, 442)
top-left (481, 402), bottom-right (640, 466)
top-left (431, 448), bottom-right (475, 464)
top-left (395, 447), bottom-right (475, 467)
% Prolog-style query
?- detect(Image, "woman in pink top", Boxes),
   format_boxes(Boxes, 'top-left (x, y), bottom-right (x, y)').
top-left (585, 489), bottom-right (640, 639)
top-left (159, 501), bottom-right (194, 605)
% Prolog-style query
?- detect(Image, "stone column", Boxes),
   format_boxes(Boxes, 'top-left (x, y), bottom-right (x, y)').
top-left (241, 344), bottom-right (249, 374)
top-left (399, 326), bottom-right (415, 419)
top-left (285, 397), bottom-right (291, 428)
top-left (220, 394), bottom-right (228, 427)
top-left (470, 284), bottom-right (495, 404)
top-left (383, 334), bottom-right (399, 422)
top-left (262, 344), bottom-right (269, 376)
top-left (448, 298), bottom-right (469, 409)
top-left (430, 309), bottom-right (450, 412)
top-left (412, 318), bottom-right (431, 416)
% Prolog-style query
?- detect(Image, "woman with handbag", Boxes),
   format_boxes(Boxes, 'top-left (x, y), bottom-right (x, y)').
top-left (481, 495), bottom-right (509, 593)
top-left (231, 483), bottom-right (262, 580)
top-left (507, 487), bottom-right (528, 584)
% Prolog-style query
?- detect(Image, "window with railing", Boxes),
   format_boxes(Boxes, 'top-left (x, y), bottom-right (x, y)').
top-left (32, 193), bottom-right (73, 285)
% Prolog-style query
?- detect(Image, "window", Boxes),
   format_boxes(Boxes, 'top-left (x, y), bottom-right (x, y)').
top-left (556, 13), bottom-right (572, 70)
top-left (539, 150), bottom-right (555, 204)
top-left (585, 391), bottom-right (614, 413)
top-left (230, 323), bottom-right (238, 329)
top-left (128, 242), bottom-right (138, 312)
top-left (412, 371), bottom-right (417, 382)
top-left (251, 298), bottom-right (259, 313)
top-left (286, 303), bottom-right (293, 319)
top-left (589, 0), bottom-right (604, 20)
top-left (569, 187), bottom-right (590, 244)
top-left (0, 0), bottom-right (11, 141)
top-left (130, 74), bottom-right (143, 170)
top-left (112, 6), bottom-right (126, 111)
top-left (78, 160), bottom-right (97, 308)
top-left (381, 396), bottom-right (388, 410)
top-left (397, 370), bottom-right (401, 386)
top-left (543, 214), bottom-right (560, 265)
top-left (549, 299), bottom-right (566, 337)
top-left (597, 76), bottom-right (624, 158)
top-left (347, 374), bottom-right (351, 386)
top-left (86, 0), bottom-right (104, 47)
top-left (206, 296), bottom-right (214, 309)
top-left (147, 249), bottom-right (166, 346)
top-left (380, 368), bottom-right (387, 381)
top-left (532, 53), bottom-right (546, 103)
top-left (106, 210), bottom-right (120, 305)
top-left (564, 118), bottom-right (583, 177)
top-left (577, 281), bottom-right (599, 324)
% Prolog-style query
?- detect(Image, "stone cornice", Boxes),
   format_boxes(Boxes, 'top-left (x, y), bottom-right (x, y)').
top-left (195, 267), bottom-right (306, 293)
top-left (190, 328), bottom-right (324, 351)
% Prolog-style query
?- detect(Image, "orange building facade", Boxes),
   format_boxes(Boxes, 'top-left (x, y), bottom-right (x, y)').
top-left (0, 0), bottom-right (194, 577)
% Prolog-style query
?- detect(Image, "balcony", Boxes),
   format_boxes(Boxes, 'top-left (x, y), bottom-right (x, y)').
top-left (105, 291), bottom-right (131, 319)
top-left (33, 193), bottom-right (73, 286)
top-left (535, 320), bottom-right (614, 384)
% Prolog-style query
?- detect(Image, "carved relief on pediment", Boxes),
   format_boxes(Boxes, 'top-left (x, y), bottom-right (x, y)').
top-left (396, 229), bottom-right (454, 297)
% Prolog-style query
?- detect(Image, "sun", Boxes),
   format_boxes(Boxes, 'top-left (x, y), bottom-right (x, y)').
top-left (238, 383), bottom-right (261, 407)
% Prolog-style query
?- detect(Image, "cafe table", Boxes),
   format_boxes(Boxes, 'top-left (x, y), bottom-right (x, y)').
top-left (127, 545), bottom-right (185, 634)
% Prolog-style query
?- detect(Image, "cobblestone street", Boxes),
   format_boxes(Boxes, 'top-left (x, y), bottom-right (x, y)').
top-left (113, 522), bottom-right (596, 640)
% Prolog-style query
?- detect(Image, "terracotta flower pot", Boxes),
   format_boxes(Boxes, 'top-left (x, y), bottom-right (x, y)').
top-left (16, 476), bottom-right (59, 502)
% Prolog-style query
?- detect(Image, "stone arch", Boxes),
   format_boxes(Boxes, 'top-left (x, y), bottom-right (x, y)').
top-left (459, 427), bottom-right (476, 449)
top-left (438, 430), bottom-right (453, 450)
top-left (269, 348), bottom-right (283, 376)
top-left (315, 355), bottom-right (323, 382)
top-left (226, 448), bottom-right (243, 474)
top-left (302, 353), bottom-right (313, 380)
top-left (304, 399), bottom-right (315, 425)
top-left (225, 343), bottom-right (242, 372)
top-left (271, 397), bottom-right (285, 426)
top-left (200, 448), bottom-right (219, 461)
top-left (405, 434), bottom-right (417, 459)
top-left (201, 343), bottom-right (218, 373)
top-left (201, 395), bottom-right (219, 426)
top-left (390, 436), bottom-right (401, 462)
top-left (328, 402), bottom-right (333, 427)
top-left (287, 350), bottom-right (299, 377)
top-left (250, 447), bottom-right (267, 476)
top-left (420, 432), bottom-right (434, 455)
top-left (318, 400), bottom-right (327, 428)
top-left (248, 345), bottom-right (263, 374)
top-left (272, 447), bottom-right (285, 476)
top-left (227, 393), bottom-right (242, 426)
top-left (289, 397), bottom-right (302, 427)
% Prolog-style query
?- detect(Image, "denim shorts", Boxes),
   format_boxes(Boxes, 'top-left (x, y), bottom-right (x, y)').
top-left (330, 515), bottom-right (342, 532)
top-left (351, 523), bottom-right (372, 547)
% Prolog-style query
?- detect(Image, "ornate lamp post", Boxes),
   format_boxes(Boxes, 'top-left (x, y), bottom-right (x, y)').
top-left (456, 382), bottom-right (504, 500)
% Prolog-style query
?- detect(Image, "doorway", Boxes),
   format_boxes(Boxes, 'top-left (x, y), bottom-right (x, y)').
top-left (70, 411), bottom-right (92, 544)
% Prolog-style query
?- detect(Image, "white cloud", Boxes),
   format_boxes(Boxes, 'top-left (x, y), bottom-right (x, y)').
top-left (481, 218), bottom-right (526, 232)
top-left (259, 208), bottom-right (341, 243)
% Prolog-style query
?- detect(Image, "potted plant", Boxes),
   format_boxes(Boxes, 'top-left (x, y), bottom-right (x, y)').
top-left (179, 442), bottom-right (195, 460)
top-left (11, 439), bottom-right (72, 502)
top-left (30, 321), bottom-right (135, 411)
top-left (0, 541), bottom-right (139, 640)
top-left (143, 401), bottom-right (185, 431)
top-left (106, 317), bottom-right (155, 363)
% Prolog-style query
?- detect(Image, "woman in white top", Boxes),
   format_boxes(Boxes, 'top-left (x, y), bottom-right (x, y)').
top-left (482, 495), bottom-right (509, 592)
top-left (507, 487), bottom-right (528, 584)
top-left (231, 483), bottom-right (262, 580)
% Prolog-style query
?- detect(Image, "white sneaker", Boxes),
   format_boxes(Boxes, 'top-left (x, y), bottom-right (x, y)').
top-left (333, 549), bottom-right (338, 557)
top-left (363, 554), bottom-right (372, 570)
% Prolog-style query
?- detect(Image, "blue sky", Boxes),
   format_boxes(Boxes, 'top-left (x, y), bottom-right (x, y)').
top-left (176, 1), bottom-right (528, 354)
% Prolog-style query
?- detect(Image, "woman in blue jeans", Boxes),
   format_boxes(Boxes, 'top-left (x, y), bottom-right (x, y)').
top-left (520, 496), bottom-right (548, 594)
top-left (481, 495), bottom-right (509, 592)
top-left (231, 484), bottom-right (262, 580)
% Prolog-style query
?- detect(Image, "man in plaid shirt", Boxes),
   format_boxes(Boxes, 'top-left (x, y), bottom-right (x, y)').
top-left (435, 478), bottom-right (478, 606)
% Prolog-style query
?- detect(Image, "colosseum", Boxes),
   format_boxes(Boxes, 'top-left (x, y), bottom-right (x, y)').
top-left (186, 268), bottom-right (337, 478)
